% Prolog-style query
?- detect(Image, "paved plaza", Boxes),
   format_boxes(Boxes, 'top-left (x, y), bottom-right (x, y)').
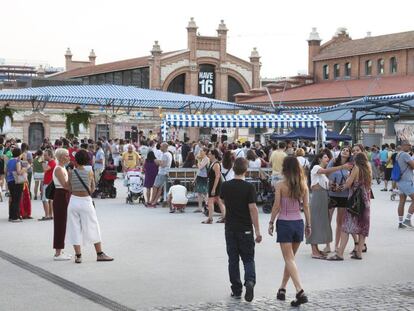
top-left (0, 181), bottom-right (413, 311)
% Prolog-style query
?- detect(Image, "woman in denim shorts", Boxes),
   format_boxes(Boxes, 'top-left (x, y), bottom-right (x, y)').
top-left (268, 157), bottom-right (311, 307)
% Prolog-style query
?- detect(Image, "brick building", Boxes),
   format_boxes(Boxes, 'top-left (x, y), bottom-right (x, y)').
top-left (53, 18), bottom-right (261, 103)
top-left (3, 19), bottom-right (261, 145)
top-left (238, 27), bottom-right (414, 141)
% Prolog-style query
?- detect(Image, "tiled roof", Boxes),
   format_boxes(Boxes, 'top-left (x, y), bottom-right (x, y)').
top-left (52, 50), bottom-right (186, 79)
top-left (239, 75), bottom-right (414, 104)
top-left (314, 31), bottom-right (414, 61)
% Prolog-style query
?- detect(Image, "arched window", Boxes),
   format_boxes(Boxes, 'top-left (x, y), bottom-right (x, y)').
top-left (227, 76), bottom-right (244, 102)
top-left (390, 57), bottom-right (397, 73)
top-left (323, 65), bottom-right (329, 80)
top-left (167, 73), bottom-right (186, 94)
top-left (365, 60), bottom-right (372, 75)
top-left (377, 59), bottom-right (384, 75)
top-left (333, 64), bottom-right (340, 79)
top-left (345, 62), bottom-right (351, 77)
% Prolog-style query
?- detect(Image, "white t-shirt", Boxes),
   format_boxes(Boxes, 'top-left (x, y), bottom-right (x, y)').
top-left (310, 165), bottom-right (329, 189)
top-left (158, 151), bottom-right (173, 175)
top-left (234, 148), bottom-right (245, 158)
top-left (221, 167), bottom-right (235, 181)
top-left (248, 158), bottom-right (261, 169)
top-left (154, 149), bottom-right (163, 160)
top-left (297, 156), bottom-right (310, 169)
top-left (168, 185), bottom-right (188, 205)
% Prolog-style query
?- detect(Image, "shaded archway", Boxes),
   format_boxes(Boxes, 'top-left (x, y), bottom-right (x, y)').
top-left (28, 122), bottom-right (44, 150)
top-left (228, 75), bottom-right (245, 102)
top-left (167, 73), bottom-right (186, 94)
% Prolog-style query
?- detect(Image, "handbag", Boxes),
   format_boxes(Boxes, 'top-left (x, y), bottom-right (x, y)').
top-left (45, 181), bottom-right (56, 199)
top-left (13, 171), bottom-right (28, 184)
top-left (73, 169), bottom-right (96, 208)
top-left (347, 187), bottom-right (366, 216)
top-left (328, 197), bottom-right (338, 209)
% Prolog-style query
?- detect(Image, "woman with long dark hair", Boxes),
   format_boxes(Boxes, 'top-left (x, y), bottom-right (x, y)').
top-left (202, 149), bottom-right (226, 224)
top-left (268, 157), bottom-right (311, 307)
top-left (328, 152), bottom-right (372, 261)
top-left (143, 151), bottom-right (158, 205)
top-left (6, 147), bottom-right (26, 222)
top-left (221, 150), bottom-right (234, 181)
top-left (306, 152), bottom-right (351, 259)
top-left (182, 151), bottom-right (196, 168)
top-left (327, 146), bottom-right (351, 252)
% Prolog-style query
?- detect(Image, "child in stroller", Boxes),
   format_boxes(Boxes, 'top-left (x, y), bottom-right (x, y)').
top-left (125, 169), bottom-right (145, 205)
top-left (92, 164), bottom-right (117, 199)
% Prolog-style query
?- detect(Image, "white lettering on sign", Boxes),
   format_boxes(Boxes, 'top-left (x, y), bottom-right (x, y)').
top-left (198, 71), bottom-right (214, 95)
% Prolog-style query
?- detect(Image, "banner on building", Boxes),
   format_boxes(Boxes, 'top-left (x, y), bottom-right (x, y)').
top-left (394, 121), bottom-right (414, 144)
top-left (198, 64), bottom-right (215, 98)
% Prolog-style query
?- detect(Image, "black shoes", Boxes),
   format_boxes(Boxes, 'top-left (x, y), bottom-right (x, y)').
top-left (244, 281), bottom-right (254, 302)
top-left (291, 289), bottom-right (308, 307)
top-left (277, 288), bottom-right (286, 301)
top-left (230, 292), bottom-right (241, 299)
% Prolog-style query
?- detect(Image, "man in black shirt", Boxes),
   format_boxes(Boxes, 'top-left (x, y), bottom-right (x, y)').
top-left (220, 158), bottom-right (262, 302)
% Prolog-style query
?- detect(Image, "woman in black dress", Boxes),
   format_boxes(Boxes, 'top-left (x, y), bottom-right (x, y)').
top-left (202, 149), bottom-right (226, 224)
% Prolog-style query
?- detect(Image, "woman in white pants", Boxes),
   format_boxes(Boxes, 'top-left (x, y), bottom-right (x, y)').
top-left (66, 149), bottom-right (113, 264)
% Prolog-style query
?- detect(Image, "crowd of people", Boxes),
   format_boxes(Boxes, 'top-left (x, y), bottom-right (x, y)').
top-left (2, 133), bottom-right (414, 306)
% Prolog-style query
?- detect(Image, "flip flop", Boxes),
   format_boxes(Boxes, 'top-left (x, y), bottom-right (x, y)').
top-left (327, 254), bottom-right (344, 261)
top-left (311, 255), bottom-right (326, 260)
top-left (350, 254), bottom-right (362, 260)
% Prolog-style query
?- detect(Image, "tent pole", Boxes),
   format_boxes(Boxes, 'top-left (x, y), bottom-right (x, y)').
top-left (352, 109), bottom-right (358, 143)
top-left (315, 126), bottom-right (319, 153)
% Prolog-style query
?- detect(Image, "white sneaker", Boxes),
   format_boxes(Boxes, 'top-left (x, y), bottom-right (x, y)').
top-left (403, 219), bottom-right (414, 229)
top-left (54, 253), bottom-right (72, 261)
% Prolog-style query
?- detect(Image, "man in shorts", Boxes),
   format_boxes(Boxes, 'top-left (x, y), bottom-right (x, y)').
top-left (269, 142), bottom-right (287, 186)
top-left (40, 149), bottom-right (56, 221)
top-left (148, 143), bottom-right (172, 207)
top-left (396, 140), bottom-right (414, 229)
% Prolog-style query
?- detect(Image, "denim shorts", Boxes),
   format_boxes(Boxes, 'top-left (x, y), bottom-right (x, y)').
top-left (153, 174), bottom-right (167, 188)
top-left (397, 181), bottom-right (414, 196)
top-left (276, 219), bottom-right (304, 243)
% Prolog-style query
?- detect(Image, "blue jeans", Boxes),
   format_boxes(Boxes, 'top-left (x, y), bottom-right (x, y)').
top-left (225, 230), bottom-right (256, 295)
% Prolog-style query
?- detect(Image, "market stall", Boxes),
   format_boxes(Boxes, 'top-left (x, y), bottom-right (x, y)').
top-left (161, 113), bottom-right (327, 142)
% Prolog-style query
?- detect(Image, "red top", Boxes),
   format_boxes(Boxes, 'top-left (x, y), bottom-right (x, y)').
top-left (68, 147), bottom-right (78, 163)
top-left (43, 160), bottom-right (56, 185)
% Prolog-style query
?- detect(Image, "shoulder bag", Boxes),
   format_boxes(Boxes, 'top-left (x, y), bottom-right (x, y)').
top-left (347, 187), bottom-right (366, 216)
top-left (45, 181), bottom-right (56, 199)
top-left (73, 169), bottom-right (96, 208)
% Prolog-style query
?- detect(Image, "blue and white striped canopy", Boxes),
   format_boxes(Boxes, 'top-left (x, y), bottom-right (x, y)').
top-left (164, 113), bottom-right (324, 128)
top-left (0, 84), bottom-right (250, 110)
top-left (162, 114), bottom-right (326, 141)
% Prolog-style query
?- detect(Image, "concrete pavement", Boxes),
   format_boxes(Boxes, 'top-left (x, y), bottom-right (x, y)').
top-left (0, 181), bottom-right (413, 310)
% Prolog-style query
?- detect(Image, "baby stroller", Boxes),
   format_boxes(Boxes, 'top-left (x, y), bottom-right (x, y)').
top-left (260, 176), bottom-right (274, 214)
top-left (125, 170), bottom-right (145, 205)
top-left (92, 165), bottom-right (117, 199)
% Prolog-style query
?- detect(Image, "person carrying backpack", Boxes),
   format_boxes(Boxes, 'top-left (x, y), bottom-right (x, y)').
top-left (395, 141), bottom-right (414, 229)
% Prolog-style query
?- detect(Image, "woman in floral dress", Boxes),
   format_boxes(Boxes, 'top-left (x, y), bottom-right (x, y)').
top-left (328, 152), bottom-right (371, 261)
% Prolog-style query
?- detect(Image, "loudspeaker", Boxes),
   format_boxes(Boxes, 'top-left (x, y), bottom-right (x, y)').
top-left (211, 134), bottom-right (217, 142)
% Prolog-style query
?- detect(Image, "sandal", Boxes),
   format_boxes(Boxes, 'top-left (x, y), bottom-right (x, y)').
top-left (311, 254), bottom-right (326, 260)
top-left (327, 254), bottom-right (344, 261)
top-left (277, 288), bottom-right (286, 301)
top-left (362, 243), bottom-right (367, 253)
top-left (216, 217), bottom-right (226, 223)
top-left (201, 218), bottom-right (213, 224)
top-left (291, 289), bottom-right (308, 307)
top-left (350, 254), bottom-right (362, 260)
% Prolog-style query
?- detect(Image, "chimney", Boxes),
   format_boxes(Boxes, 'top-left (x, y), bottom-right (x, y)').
top-left (149, 41), bottom-right (162, 89)
top-left (89, 49), bottom-right (96, 65)
top-left (307, 27), bottom-right (322, 77)
top-left (217, 20), bottom-right (228, 61)
top-left (64, 47), bottom-right (73, 71)
top-left (37, 65), bottom-right (45, 78)
top-left (186, 17), bottom-right (198, 61)
top-left (249, 47), bottom-right (261, 89)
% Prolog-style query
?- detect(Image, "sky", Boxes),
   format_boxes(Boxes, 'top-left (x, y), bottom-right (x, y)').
top-left (2, 0), bottom-right (414, 78)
